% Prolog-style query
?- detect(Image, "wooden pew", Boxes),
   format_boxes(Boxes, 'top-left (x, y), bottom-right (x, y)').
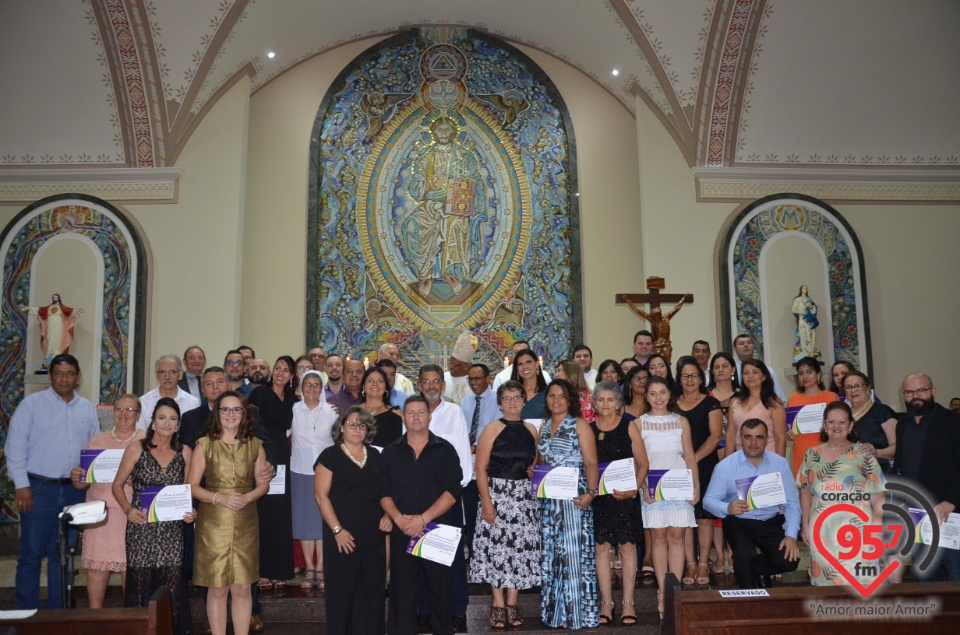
top-left (0, 586), bottom-right (173, 635)
top-left (663, 573), bottom-right (960, 634)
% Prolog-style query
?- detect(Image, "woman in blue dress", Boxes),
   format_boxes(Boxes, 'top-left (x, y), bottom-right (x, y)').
top-left (537, 378), bottom-right (600, 629)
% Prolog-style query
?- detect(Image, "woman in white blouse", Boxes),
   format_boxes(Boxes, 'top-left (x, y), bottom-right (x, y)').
top-left (290, 370), bottom-right (337, 589)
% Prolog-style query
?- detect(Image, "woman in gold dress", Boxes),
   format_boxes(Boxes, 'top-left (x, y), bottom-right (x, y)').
top-left (188, 392), bottom-right (270, 635)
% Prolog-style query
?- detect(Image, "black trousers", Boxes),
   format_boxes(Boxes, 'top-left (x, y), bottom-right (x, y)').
top-left (723, 514), bottom-right (799, 588)
top-left (389, 531), bottom-right (453, 635)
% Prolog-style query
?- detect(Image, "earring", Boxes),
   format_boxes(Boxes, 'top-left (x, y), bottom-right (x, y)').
top-left (151, 424), bottom-right (156, 431)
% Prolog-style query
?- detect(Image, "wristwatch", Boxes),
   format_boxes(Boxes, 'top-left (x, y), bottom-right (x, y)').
top-left (585, 488), bottom-right (598, 497)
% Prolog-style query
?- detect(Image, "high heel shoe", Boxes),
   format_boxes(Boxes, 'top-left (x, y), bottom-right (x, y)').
top-left (657, 591), bottom-right (664, 621)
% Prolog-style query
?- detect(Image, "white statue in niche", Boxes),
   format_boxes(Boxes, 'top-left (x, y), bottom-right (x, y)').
top-left (792, 285), bottom-right (821, 361)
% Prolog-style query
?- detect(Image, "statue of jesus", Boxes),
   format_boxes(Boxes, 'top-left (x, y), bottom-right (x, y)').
top-left (25, 294), bottom-right (83, 372)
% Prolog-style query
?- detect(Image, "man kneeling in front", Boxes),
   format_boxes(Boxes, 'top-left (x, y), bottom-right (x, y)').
top-left (703, 418), bottom-right (800, 588)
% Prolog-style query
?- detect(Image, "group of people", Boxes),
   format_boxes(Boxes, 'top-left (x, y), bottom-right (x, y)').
top-left (5, 330), bottom-right (959, 633)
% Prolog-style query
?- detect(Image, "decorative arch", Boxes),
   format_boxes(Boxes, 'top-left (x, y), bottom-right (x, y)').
top-left (720, 193), bottom-right (871, 375)
top-left (0, 194), bottom-right (148, 518)
top-left (307, 27), bottom-right (580, 369)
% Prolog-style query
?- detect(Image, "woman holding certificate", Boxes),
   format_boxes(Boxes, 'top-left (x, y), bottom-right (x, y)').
top-left (842, 371), bottom-right (897, 473)
top-left (189, 392), bottom-right (270, 635)
top-left (786, 357), bottom-right (839, 474)
top-left (640, 376), bottom-right (698, 619)
top-left (113, 397), bottom-right (195, 635)
top-left (725, 359), bottom-right (785, 458)
top-left (470, 380), bottom-right (541, 629)
top-left (796, 401), bottom-right (884, 586)
top-left (590, 381), bottom-right (646, 626)
top-left (70, 393), bottom-right (145, 608)
top-left (538, 378), bottom-right (600, 629)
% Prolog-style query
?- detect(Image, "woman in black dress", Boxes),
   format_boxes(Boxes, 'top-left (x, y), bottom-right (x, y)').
top-left (360, 366), bottom-right (403, 448)
top-left (113, 398), bottom-right (196, 635)
top-left (315, 406), bottom-right (392, 635)
top-left (843, 370), bottom-right (896, 472)
top-left (590, 381), bottom-right (647, 625)
top-left (675, 357), bottom-right (723, 586)
top-left (247, 355), bottom-right (297, 589)
top-left (470, 381), bottom-right (541, 629)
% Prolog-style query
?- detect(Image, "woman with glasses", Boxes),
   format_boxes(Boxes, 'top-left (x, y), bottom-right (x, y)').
top-left (622, 366), bottom-right (650, 422)
top-left (248, 356), bottom-right (298, 590)
top-left (188, 392), bottom-right (270, 635)
top-left (797, 401), bottom-right (884, 586)
top-left (842, 371), bottom-right (896, 472)
top-left (470, 381), bottom-right (540, 629)
top-left (293, 355), bottom-right (315, 400)
top-left (291, 370), bottom-right (337, 589)
top-left (114, 397), bottom-right (196, 634)
top-left (70, 394), bottom-right (145, 608)
top-left (315, 406), bottom-right (392, 635)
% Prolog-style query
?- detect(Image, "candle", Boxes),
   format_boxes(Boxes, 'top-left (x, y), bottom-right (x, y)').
top-left (345, 355), bottom-right (350, 361)
top-left (538, 355), bottom-right (544, 367)
top-left (503, 355), bottom-right (509, 367)
top-left (363, 356), bottom-right (370, 370)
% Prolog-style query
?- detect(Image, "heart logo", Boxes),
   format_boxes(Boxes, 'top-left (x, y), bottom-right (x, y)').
top-left (813, 503), bottom-right (900, 598)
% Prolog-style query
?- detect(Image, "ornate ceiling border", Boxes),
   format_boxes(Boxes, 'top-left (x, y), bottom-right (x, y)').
top-left (693, 167), bottom-right (960, 203)
top-left (0, 168), bottom-right (183, 204)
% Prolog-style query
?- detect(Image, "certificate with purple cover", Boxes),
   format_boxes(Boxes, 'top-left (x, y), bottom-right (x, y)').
top-left (597, 458), bottom-right (637, 495)
top-left (909, 507), bottom-right (960, 550)
top-left (735, 473), bottom-right (786, 510)
top-left (79, 449), bottom-right (124, 484)
top-left (647, 469), bottom-right (693, 501)
top-left (786, 403), bottom-right (826, 435)
top-left (406, 522), bottom-right (462, 566)
top-left (139, 484), bottom-right (192, 522)
top-left (530, 465), bottom-right (580, 500)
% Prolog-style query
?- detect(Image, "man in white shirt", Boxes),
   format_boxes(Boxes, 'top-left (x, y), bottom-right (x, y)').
top-left (379, 342), bottom-right (417, 395)
top-left (492, 340), bottom-right (552, 389)
top-left (574, 344), bottom-right (597, 390)
top-left (733, 334), bottom-right (786, 402)
top-left (137, 354), bottom-right (200, 430)
top-left (307, 346), bottom-right (328, 384)
top-left (443, 331), bottom-right (475, 405)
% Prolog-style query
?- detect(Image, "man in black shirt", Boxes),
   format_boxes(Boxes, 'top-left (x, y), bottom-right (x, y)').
top-left (381, 395), bottom-right (462, 635)
top-left (894, 372), bottom-right (960, 581)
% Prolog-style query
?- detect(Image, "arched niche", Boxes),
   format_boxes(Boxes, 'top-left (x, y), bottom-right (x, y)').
top-left (719, 194), bottom-right (871, 381)
top-left (0, 194), bottom-right (147, 410)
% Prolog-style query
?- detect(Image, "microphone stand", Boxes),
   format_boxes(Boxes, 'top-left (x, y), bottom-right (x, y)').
top-left (58, 512), bottom-right (77, 609)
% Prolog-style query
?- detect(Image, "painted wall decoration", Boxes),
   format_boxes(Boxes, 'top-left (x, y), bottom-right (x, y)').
top-left (721, 194), bottom-right (871, 375)
top-left (307, 27), bottom-right (580, 370)
top-left (0, 194), bottom-right (145, 521)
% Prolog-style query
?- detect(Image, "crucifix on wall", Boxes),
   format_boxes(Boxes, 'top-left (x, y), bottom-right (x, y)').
top-left (616, 277), bottom-right (693, 363)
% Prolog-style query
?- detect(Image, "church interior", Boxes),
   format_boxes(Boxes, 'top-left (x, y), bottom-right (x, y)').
top-left (1, 0), bottom-right (958, 409)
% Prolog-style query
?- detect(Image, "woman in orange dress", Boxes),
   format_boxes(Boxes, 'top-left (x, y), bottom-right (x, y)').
top-left (786, 357), bottom-right (838, 474)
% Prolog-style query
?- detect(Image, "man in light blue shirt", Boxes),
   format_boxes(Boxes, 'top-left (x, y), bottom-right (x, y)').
top-left (376, 358), bottom-right (408, 409)
top-left (703, 418), bottom-right (800, 588)
top-left (5, 353), bottom-right (99, 609)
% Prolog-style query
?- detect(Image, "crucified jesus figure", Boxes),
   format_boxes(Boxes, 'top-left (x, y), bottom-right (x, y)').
top-left (620, 293), bottom-right (690, 363)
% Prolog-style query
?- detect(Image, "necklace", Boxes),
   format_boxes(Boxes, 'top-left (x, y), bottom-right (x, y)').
top-left (596, 417), bottom-right (618, 441)
top-left (828, 441), bottom-right (852, 453)
top-left (341, 443), bottom-right (367, 469)
top-left (365, 402), bottom-right (385, 415)
top-left (851, 400), bottom-right (872, 420)
top-left (111, 428), bottom-right (138, 444)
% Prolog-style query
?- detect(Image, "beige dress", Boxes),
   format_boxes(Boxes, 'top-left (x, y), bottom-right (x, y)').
top-left (193, 436), bottom-right (262, 587)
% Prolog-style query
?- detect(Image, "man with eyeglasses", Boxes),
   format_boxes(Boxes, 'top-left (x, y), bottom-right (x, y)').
top-left (894, 372), bottom-right (960, 581)
top-left (6, 353), bottom-right (99, 609)
top-left (136, 354), bottom-right (200, 430)
top-left (307, 347), bottom-right (328, 383)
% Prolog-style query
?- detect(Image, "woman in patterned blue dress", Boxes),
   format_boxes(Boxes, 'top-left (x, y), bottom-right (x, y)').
top-left (537, 379), bottom-right (600, 629)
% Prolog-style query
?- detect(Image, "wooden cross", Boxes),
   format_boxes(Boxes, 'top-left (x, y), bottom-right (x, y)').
top-left (616, 277), bottom-right (693, 362)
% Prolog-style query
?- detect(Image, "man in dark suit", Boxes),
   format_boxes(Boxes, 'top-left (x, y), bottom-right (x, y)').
top-left (178, 345), bottom-right (206, 401)
top-left (894, 372), bottom-right (960, 581)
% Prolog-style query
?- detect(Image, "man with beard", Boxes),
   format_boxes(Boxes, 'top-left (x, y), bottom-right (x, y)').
top-left (223, 349), bottom-right (250, 397)
top-left (323, 354), bottom-right (345, 403)
top-left (244, 357), bottom-right (271, 397)
top-left (415, 365), bottom-right (472, 631)
top-left (894, 372), bottom-right (960, 581)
